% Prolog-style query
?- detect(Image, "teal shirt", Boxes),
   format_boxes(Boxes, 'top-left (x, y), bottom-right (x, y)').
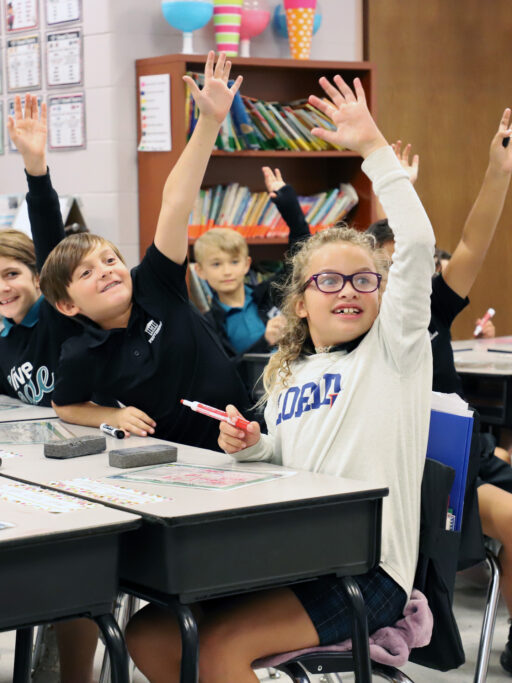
top-left (218, 286), bottom-right (266, 353)
top-left (1, 295), bottom-right (43, 337)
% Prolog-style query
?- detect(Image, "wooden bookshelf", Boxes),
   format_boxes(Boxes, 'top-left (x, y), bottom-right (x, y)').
top-left (135, 55), bottom-right (376, 261)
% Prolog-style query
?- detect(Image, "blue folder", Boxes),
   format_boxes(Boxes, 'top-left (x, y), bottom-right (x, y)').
top-left (426, 409), bottom-right (474, 531)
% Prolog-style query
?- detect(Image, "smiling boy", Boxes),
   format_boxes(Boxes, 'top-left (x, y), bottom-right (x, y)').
top-left (40, 53), bottom-right (251, 447)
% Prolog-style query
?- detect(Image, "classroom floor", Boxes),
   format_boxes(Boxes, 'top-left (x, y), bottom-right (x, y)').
top-left (0, 565), bottom-right (510, 682)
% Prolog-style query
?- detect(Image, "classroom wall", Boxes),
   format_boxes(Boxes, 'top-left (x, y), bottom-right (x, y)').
top-left (365, 0), bottom-right (512, 340)
top-left (0, 0), bottom-right (362, 268)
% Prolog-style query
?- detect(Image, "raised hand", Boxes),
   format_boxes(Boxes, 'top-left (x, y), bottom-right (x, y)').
top-left (218, 404), bottom-right (261, 454)
top-left (183, 51), bottom-right (243, 125)
top-left (489, 108), bottom-right (512, 174)
top-left (308, 76), bottom-right (387, 158)
top-left (391, 140), bottom-right (419, 185)
top-left (264, 314), bottom-right (286, 346)
top-left (262, 166), bottom-right (286, 197)
top-left (7, 94), bottom-right (47, 175)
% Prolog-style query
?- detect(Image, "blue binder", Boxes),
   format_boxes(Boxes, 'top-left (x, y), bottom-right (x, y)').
top-left (426, 409), bottom-right (474, 531)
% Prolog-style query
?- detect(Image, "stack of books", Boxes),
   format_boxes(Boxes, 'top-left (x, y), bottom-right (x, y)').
top-left (185, 72), bottom-right (344, 152)
top-left (188, 183), bottom-right (359, 239)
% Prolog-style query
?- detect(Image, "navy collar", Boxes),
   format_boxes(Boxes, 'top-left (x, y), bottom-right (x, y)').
top-left (1, 295), bottom-right (43, 337)
top-left (303, 330), bottom-right (369, 356)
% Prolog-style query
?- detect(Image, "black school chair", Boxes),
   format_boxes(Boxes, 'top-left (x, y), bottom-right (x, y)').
top-left (253, 459), bottom-right (462, 683)
top-left (473, 539), bottom-right (501, 683)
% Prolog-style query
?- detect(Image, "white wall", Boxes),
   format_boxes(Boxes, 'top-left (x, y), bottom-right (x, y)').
top-left (0, 0), bottom-right (362, 267)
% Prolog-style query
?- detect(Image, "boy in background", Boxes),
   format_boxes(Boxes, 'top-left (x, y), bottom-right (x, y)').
top-left (194, 166), bottom-right (310, 357)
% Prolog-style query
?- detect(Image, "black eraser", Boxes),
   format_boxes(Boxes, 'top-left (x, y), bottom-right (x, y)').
top-left (44, 435), bottom-right (107, 459)
top-left (109, 444), bottom-right (177, 469)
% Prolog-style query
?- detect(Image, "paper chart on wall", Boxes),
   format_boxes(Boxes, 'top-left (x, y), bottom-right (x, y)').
top-left (6, 34), bottom-right (41, 91)
top-left (4, 0), bottom-right (38, 33)
top-left (48, 92), bottom-right (85, 149)
top-left (46, 29), bottom-right (82, 87)
top-left (0, 481), bottom-right (96, 513)
top-left (109, 463), bottom-right (296, 491)
top-left (48, 478), bottom-right (169, 506)
top-left (138, 74), bottom-right (171, 152)
top-left (45, 0), bottom-right (81, 26)
top-left (0, 103), bottom-right (3, 155)
top-left (0, 420), bottom-right (72, 444)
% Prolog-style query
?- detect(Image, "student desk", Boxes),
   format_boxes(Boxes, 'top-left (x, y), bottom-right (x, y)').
top-left (0, 398), bottom-right (56, 423)
top-left (452, 337), bottom-right (512, 428)
top-left (1, 424), bottom-right (388, 683)
top-left (0, 478), bottom-right (140, 683)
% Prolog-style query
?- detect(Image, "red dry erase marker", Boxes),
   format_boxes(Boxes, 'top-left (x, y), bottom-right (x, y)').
top-left (180, 399), bottom-right (250, 430)
top-left (474, 307), bottom-right (495, 337)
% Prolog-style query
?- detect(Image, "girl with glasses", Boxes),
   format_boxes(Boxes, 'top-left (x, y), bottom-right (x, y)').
top-left (127, 74), bottom-right (436, 682)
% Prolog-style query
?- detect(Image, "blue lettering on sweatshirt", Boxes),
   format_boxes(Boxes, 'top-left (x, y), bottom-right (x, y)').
top-left (276, 373), bottom-right (342, 424)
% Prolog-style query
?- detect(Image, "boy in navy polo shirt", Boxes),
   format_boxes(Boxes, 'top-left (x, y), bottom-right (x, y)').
top-left (40, 53), bottom-right (251, 450)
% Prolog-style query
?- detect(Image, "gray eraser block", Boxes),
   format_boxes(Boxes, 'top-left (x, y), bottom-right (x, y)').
top-left (44, 435), bottom-right (107, 459)
top-left (109, 444), bottom-right (178, 469)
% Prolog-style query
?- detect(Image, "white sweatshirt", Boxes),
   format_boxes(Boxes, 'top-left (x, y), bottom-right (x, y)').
top-left (232, 146), bottom-right (435, 598)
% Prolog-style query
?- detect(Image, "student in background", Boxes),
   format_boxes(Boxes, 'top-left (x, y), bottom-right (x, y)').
top-left (3, 95), bottom-right (98, 683)
top-left (193, 165), bottom-right (311, 357)
top-left (371, 114), bottom-right (512, 674)
top-left (0, 95), bottom-right (80, 406)
top-left (39, 53), bottom-right (252, 448)
top-left (193, 227), bottom-right (286, 355)
top-left (125, 73), bottom-right (435, 682)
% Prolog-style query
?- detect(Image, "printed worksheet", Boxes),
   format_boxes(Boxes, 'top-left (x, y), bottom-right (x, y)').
top-left (5, 0), bottom-right (38, 32)
top-left (0, 481), bottom-right (96, 513)
top-left (49, 478), bottom-right (168, 506)
top-left (109, 463), bottom-right (295, 491)
top-left (46, 29), bottom-right (82, 86)
top-left (6, 34), bottom-right (41, 91)
top-left (45, 0), bottom-right (80, 25)
top-left (0, 420), bottom-right (72, 444)
top-left (48, 92), bottom-right (85, 149)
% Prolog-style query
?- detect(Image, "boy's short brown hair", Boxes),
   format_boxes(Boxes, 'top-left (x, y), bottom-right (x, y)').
top-left (193, 228), bottom-right (248, 264)
top-left (0, 229), bottom-right (37, 275)
top-left (40, 233), bottom-right (125, 307)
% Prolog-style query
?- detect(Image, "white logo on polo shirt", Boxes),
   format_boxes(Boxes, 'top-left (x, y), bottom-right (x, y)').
top-left (145, 319), bottom-right (162, 344)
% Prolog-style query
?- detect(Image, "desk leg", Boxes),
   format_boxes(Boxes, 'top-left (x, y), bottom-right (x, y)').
top-left (340, 576), bottom-right (371, 683)
top-left (166, 598), bottom-right (199, 683)
top-left (13, 627), bottom-right (33, 683)
top-left (95, 614), bottom-right (130, 683)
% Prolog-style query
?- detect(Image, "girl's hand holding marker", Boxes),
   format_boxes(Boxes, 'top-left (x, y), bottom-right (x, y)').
top-left (181, 399), bottom-right (260, 452)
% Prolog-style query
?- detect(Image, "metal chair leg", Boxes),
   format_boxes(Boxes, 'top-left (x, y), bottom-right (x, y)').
top-left (31, 624), bottom-right (46, 672)
top-left (94, 613), bottom-right (130, 683)
top-left (13, 627), bottom-right (33, 683)
top-left (99, 592), bottom-right (140, 683)
top-left (340, 576), bottom-right (372, 683)
top-left (473, 550), bottom-right (501, 683)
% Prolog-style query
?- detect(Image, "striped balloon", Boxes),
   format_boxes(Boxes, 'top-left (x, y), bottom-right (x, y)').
top-left (213, 0), bottom-right (243, 56)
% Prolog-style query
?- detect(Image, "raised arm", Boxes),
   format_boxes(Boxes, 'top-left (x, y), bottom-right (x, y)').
top-left (154, 52), bottom-right (242, 264)
top-left (262, 166), bottom-right (311, 248)
top-left (7, 94), bottom-right (65, 270)
top-left (443, 108), bottom-right (512, 298)
top-left (375, 141), bottom-right (419, 221)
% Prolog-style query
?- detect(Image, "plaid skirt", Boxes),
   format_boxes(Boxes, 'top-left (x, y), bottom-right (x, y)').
top-left (290, 565), bottom-right (407, 646)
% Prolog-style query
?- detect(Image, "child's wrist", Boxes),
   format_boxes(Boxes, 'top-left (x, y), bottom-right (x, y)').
top-left (24, 157), bottom-right (47, 176)
top-left (359, 137), bottom-right (388, 159)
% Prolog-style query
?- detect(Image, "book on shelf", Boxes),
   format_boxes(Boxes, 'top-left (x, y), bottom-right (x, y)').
top-left (188, 183), bottom-right (359, 238)
top-left (185, 71), bottom-right (346, 152)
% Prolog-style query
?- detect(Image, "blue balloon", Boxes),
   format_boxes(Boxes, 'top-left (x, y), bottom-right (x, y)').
top-left (272, 3), bottom-right (322, 38)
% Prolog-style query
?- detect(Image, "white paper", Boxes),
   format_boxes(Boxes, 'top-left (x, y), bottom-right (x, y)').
top-left (48, 92), bottom-right (85, 149)
top-left (5, 0), bottom-right (38, 32)
top-left (6, 34), bottom-right (41, 91)
top-left (431, 391), bottom-right (473, 418)
top-left (46, 29), bottom-right (82, 86)
top-left (49, 478), bottom-right (168, 505)
top-left (138, 74), bottom-right (171, 152)
top-left (0, 482), bottom-right (96, 513)
top-left (45, 0), bottom-right (81, 25)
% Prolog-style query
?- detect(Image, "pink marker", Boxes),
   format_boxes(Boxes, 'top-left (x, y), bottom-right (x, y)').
top-left (180, 399), bottom-right (250, 430)
top-left (474, 307), bottom-right (495, 337)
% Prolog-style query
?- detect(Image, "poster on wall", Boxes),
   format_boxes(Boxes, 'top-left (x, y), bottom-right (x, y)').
top-left (0, 103), bottom-right (4, 155)
top-left (45, 0), bottom-right (81, 26)
top-left (6, 34), bottom-right (41, 91)
top-left (48, 92), bottom-right (86, 150)
top-left (4, 0), bottom-right (38, 33)
top-left (46, 29), bottom-right (82, 87)
top-left (138, 74), bottom-right (172, 152)
top-left (7, 95), bottom-right (43, 151)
